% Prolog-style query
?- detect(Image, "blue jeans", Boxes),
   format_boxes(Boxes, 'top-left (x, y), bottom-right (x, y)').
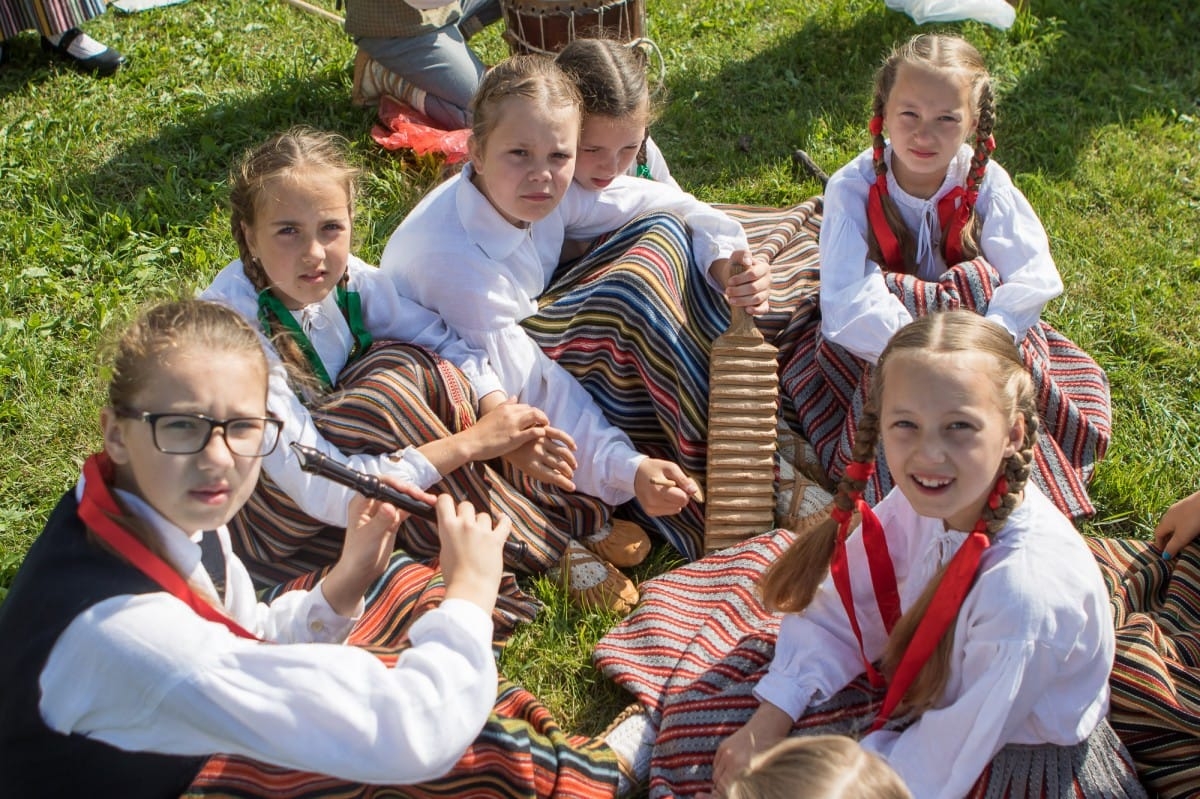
top-left (355, 0), bottom-right (500, 129)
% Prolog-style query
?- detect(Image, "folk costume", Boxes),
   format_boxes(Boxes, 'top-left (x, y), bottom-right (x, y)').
top-left (382, 169), bottom-right (769, 559)
top-left (0, 456), bottom-right (620, 798)
top-left (202, 256), bottom-right (608, 587)
top-left (782, 144), bottom-right (1112, 521)
top-left (593, 485), bottom-right (1146, 798)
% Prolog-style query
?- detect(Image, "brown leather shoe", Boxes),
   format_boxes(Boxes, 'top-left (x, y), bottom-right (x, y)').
top-left (581, 519), bottom-right (651, 568)
top-left (551, 540), bottom-right (639, 614)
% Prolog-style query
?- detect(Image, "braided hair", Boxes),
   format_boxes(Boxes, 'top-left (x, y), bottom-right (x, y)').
top-left (761, 310), bottom-right (1038, 714)
top-left (228, 127), bottom-right (359, 398)
top-left (865, 34), bottom-right (997, 274)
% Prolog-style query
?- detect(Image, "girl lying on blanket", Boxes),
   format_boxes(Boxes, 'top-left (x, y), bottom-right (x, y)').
top-left (202, 128), bottom-right (646, 611)
top-left (380, 54), bottom-right (774, 565)
top-left (0, 299), bottom-right (639, 798)
top-left (783, 32), bottom-right (1111, 521)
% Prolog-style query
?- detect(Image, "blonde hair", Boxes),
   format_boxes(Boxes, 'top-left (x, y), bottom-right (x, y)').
top-left (99, 299), bottom-right (268, 584)
top-left (228, 127), bottom-right (359, 396)
top-left (726, 736), bottom-right (912, 799)
top-left (760, 310), bottom-right (1037, 714)
top-left (468, 54), bottom-right (582, 155)
top-left (868, 33), bottom-right (996, 273)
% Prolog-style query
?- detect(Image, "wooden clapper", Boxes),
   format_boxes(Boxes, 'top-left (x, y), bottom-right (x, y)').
top-left (703, 275), bottom-right (778, 553)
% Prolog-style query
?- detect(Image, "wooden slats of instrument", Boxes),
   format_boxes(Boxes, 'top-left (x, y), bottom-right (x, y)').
top-left (704, 295), bottom-right (779, 553)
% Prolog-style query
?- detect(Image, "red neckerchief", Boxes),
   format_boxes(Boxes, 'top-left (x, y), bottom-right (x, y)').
top-left (867, 120), bottom-right (996, 272)
top-left (829, 461), bottom-right (901, 688)
top-left (867, 115), bottom-right (905, 273)
top-left (830, 461), bottom-right (1001, 729)
top-left (77, 452), bottom-right (261, 641)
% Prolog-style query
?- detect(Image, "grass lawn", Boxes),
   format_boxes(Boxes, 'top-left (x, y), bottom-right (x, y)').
top-left (1, 0), bottom-right (1198, 746)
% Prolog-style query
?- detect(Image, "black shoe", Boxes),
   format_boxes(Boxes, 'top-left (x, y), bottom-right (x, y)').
top-left (41, 28), bottom-right (126, 76)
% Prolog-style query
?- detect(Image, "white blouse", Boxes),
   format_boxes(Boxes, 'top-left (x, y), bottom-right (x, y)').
top-left (202, 255), bottom-right (504, 527)
top-left (39, 481), bottom-right (498, 785)
top-left (754, 484), bottom-right (1112, 799)
top-left (819, 144), bottom-right (1063, 362)
top-left (380, 167), bottom-right (748, 504)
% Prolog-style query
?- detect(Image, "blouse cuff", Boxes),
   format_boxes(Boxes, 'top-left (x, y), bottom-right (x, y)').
top-left (753, 670), bottom-right (814, 721)
top-left (309, 579), bottom-right (362, 643)
top-left (384, 446), bottom-right (442, 490)
top-left (982, 310), bottom-right (1023, 344)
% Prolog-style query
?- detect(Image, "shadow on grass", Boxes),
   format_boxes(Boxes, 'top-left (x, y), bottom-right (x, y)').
top-left (655, 0), bottom-right (1198, 187)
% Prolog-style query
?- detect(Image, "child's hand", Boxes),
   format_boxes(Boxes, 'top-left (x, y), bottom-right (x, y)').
top-left (466, 396), bottom-right (553, 461)
top-left (502, 428), bottom-right (578, 492)
top-left (438, 495), bottom-right (511, 616)
top-left (1154, 488), bottom-right (1200, 559)
top-left (708, 703), bottom-right (793, 797)
top-left (714, 250), bottom-right (771, 316)
top-left (634, 458), bottom-right (701, 516)
top-left (323, 480), bottom-right (432, 616)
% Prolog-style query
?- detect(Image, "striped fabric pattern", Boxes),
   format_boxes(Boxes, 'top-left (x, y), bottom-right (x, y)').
top-left (229, 342), bottom-right (609, 588)
top-left (1089, 537), bottom-right (1200, 798)
top-left (0, 0), bottom-right (107, 39)
top-left (184, 552), bottom-right (620, 798)
top-left (524, 205), bottom-right (823, 560)
top-left (595, 531), bottom-right (1147, 798)
top-left (781, 259), bottom-right (1112, 522)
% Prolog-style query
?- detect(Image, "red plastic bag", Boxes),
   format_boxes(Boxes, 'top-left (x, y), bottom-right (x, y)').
top-left (370, 95), bottom-right (470, 163)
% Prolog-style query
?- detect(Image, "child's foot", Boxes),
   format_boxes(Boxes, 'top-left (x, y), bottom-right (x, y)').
top-left (41, 29), bottom-right (125, 76)
top-left (582, 520), bottom-right (651, 568)
top-left (550, 540), bottom-right (639, 614)
top-left (602, 702), bottom-right (655, 796)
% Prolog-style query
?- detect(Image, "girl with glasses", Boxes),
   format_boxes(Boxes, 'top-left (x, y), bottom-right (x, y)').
top-left (0, 299), bottom-right (629, 798)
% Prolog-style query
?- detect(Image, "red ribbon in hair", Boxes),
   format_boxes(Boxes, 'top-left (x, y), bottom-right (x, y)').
top-left (76, 452), bottom-right (261, 641)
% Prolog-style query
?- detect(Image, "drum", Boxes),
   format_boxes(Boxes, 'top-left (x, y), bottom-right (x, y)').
top-left (500, 0), bottom-right (647, 55)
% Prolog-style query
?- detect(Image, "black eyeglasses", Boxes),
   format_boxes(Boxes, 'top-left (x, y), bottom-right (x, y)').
top-left (116, 409), bottom-right (283, 457)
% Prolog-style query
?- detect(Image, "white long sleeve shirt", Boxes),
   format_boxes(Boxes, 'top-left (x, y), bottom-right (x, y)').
top-left (819, 144), bottom-right (1063, 362)
top-left (380, 166), bottom-right (748, 504)
top-left (39, 482), bottom-right (498, 785)
top-left (754, 484), bottom-right (1112, 799)
top-left (201, 256), bottom-right (504, 527)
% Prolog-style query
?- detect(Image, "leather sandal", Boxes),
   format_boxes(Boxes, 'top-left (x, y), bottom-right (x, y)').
top-left (41, 28), bottom-right (125, 76)
top-left (581, 519), bottom-right (651, 568)
top-left (551, 540), bottom-right (639, 614)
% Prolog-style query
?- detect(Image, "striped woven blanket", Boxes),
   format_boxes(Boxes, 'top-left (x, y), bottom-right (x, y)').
top-left (596, 531), bottom-right (1196, 797)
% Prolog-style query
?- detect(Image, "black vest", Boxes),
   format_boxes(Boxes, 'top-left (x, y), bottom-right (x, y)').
top-left (0, 490), bottom-right (206, 798)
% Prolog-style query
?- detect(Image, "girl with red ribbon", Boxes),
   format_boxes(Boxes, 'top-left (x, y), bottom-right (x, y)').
top-left (783, 32), bottom-right (1110, 524)
top-left (0, 299), bottom-right (631, 798)
top-left (708, 311), bottom-right (1143, 799)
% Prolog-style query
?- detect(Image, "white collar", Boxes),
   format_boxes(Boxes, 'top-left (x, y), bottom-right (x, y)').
top-left (883, 143), bottom-right (973, 209)
top-left (454, 162), bottom-right (534, 261)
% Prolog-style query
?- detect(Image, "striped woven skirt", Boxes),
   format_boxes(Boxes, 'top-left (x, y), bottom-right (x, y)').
top-left (1089, 537), bottom-right (1200, 798)
top-left (594, 530), bottom-right (1147, 798)
top-left (523, 202), bottom-right (823, 560)
top-left (781, 258), bottom-right (1112, 522)
top-left (229, 342), bottom-right (609, 589)
top-left (0, 0), bottom-right (107, 39)
top-left (183, 552), bottom-right (620, 798)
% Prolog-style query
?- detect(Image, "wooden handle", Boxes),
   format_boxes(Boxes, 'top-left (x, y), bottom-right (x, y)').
top-left (279, 0), bottom-right (344, 24)
top-left (724, 256), bottom-right (762, 338)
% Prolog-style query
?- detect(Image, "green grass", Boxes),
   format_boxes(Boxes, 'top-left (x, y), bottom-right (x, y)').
top-left (1, 0), bottom-right (1198, 744)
